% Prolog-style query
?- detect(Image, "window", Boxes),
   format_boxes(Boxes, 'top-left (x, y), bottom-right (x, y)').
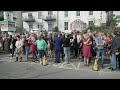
top-left (64, 22), bottom-right (68, 30)
top-left (28, 13), bottom-right (32, 16)
top-left (64, 11), bottom-right (68, 17)
top-left (48, 22), bottom-right (52, 27)
top-left (48, 11), bottom-right (52, 16)
top-left (89, 21), bottom-right (94, 26)
top-left (38, 12), bottom-right (42, 19)
top-left (38, 24), bottom-right (40, 29)
top-left (89, 11), bottom-right (93, 15)
top-left (29, 24), bottom-right (33, 29)
top-left (76, 11), bottom-right (80, 16)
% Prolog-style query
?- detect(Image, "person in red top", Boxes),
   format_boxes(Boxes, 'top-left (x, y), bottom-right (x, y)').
top-left (82, 33), bottom-right (92, 66)
top-left (105, 34), bottom-right (111, 45)
top-left (29, 34), bottom-right (37, 61)
top-left (105, 34), bottom-right (111, 56)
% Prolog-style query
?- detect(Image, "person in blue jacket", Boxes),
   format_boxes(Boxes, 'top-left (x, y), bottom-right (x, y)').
top-left (54, 33), bottom-right (63, 63)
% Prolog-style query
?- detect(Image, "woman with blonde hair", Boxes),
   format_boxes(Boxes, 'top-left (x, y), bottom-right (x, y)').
top-left (82, 33), bottom-right (92, 66)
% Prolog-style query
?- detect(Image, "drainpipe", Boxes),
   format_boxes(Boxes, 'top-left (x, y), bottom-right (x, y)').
top-left (57, 11), bottom-right (59, 30)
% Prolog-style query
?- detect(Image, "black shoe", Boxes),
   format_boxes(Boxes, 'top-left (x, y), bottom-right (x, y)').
top-left (111, 68), bottom-right (116, 71)
top-left (57, 61), bottom-right (61, 63)
top-left (15, 57), bottom-right (18, 62)
top-left (108, 67), bottom-right (112, 69)
top-left (20, 57), bottom-right (22, 62)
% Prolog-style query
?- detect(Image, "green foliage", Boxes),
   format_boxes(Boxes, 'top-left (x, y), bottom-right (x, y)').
top-left (15, 27), bottom-right (26, 34)
top-left (80, 25), bottom-right (120, 36)
top-left (53, 26), bottom-right (59, 32)
top-left (0, 16), bottom-right (4, 21)
top-left (107, 15), bottom-right (118, 30)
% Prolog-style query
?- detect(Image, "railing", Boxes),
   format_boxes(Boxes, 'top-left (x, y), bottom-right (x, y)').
top-left (43, 14), bottom-right (56, 21)
top-left (23, 16), bottom-right (35, 22)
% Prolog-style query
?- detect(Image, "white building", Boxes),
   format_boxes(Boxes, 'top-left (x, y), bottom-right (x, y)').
top-left (22, 11), bottom-right (102, 33)
top-left (101, 11), bottom-right (106, 26)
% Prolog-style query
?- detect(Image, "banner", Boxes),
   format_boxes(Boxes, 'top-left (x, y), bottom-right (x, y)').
top-left (0, 21), bottom-right (16, 31)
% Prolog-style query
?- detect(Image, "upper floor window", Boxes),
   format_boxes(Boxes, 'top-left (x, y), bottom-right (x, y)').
top-left (48, 11), bottom-right (52, 16)
top-left (76, 11), bottom-right (80, 16)
top-left (38, 11), bottom-right (42, 19)
top-left (89, 11), bottom-right (93, 15)
top-left (64, 11), bottom-right (68, 17)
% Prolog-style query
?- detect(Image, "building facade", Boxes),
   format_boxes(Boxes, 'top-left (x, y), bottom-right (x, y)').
top-left (22, 11), bottom-right (102, 33)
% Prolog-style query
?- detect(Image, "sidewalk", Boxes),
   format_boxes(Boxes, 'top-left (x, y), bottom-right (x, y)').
top-left (0, 53), bottom-right (120, 74)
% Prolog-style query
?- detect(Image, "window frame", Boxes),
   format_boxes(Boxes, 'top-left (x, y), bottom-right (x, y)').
top-left (64, 11), bottom-right (68, 17)
top-left (76, 11), bottom-right (80, 16)
top-left (64, 22), bottom-right (68, 30)
top-left (89, 11), bottom-right (93, 15)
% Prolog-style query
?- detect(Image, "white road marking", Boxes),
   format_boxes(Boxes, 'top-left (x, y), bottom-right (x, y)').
top-left (76, 62), bottom-right (81, 70)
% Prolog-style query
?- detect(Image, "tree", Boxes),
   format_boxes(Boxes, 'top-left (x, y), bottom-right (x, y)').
top-left (53, 26), bottom-right (59, 32)
top-left (107, 15), bottom-right (118, 30)
top-left (0, 16), bottom-right (4, 21)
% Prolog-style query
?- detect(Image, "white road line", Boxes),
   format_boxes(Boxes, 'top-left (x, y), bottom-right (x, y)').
top-left (76, 62), bottom-right (81, 70)
top-left (70, 62), bottom-right (77, 70)
top-left (59, 62), bottom-right (66, 68)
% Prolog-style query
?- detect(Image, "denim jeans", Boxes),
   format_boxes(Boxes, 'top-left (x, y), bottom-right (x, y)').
top-left (25, 46), bottom-right (30, 60)
top-left (110, 53), bottom-right (116, 69)
top-left (97, 49), bottom-right (104, 67)
top-left (64, 47), bottom-right (70, 63)
top-left (12, 46), bottom-right (16, 57)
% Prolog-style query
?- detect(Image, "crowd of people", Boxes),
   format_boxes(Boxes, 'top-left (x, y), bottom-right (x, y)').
top-left (0, 30), bottom-right (120, 71)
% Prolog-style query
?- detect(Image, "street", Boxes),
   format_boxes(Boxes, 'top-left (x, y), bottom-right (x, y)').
top-left (0, 54), bottom-right (120, 79)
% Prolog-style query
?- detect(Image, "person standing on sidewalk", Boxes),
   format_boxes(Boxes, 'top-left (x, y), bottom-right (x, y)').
top-left (34, 36), bottom-right (47, 64)
top-left (29, 35), bottom-right (37, 62)
top-left (62, 34), bottom-right (70, 64)
top-left (109, 31), bottom-right (120, 71)
top-left (54, 33), bottom-right (63, 63)
top-left (95, 32), bottom-right (105, 69)
top-left (15, 35), bottom-right (23, 62)
top-left (10, 35), bottom-right (17, 59)
top-left (24, 35), bottom-right (30, 61)
top-left (82, 33), bottom-right (92, 66)
top-left (73, 33), bottom-right (78, 58)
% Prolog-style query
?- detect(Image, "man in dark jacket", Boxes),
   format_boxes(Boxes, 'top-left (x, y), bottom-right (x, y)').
top-left (109, 31), bottom-right (120, 71)
top-left (54, 33), bottom-right (63, 63)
